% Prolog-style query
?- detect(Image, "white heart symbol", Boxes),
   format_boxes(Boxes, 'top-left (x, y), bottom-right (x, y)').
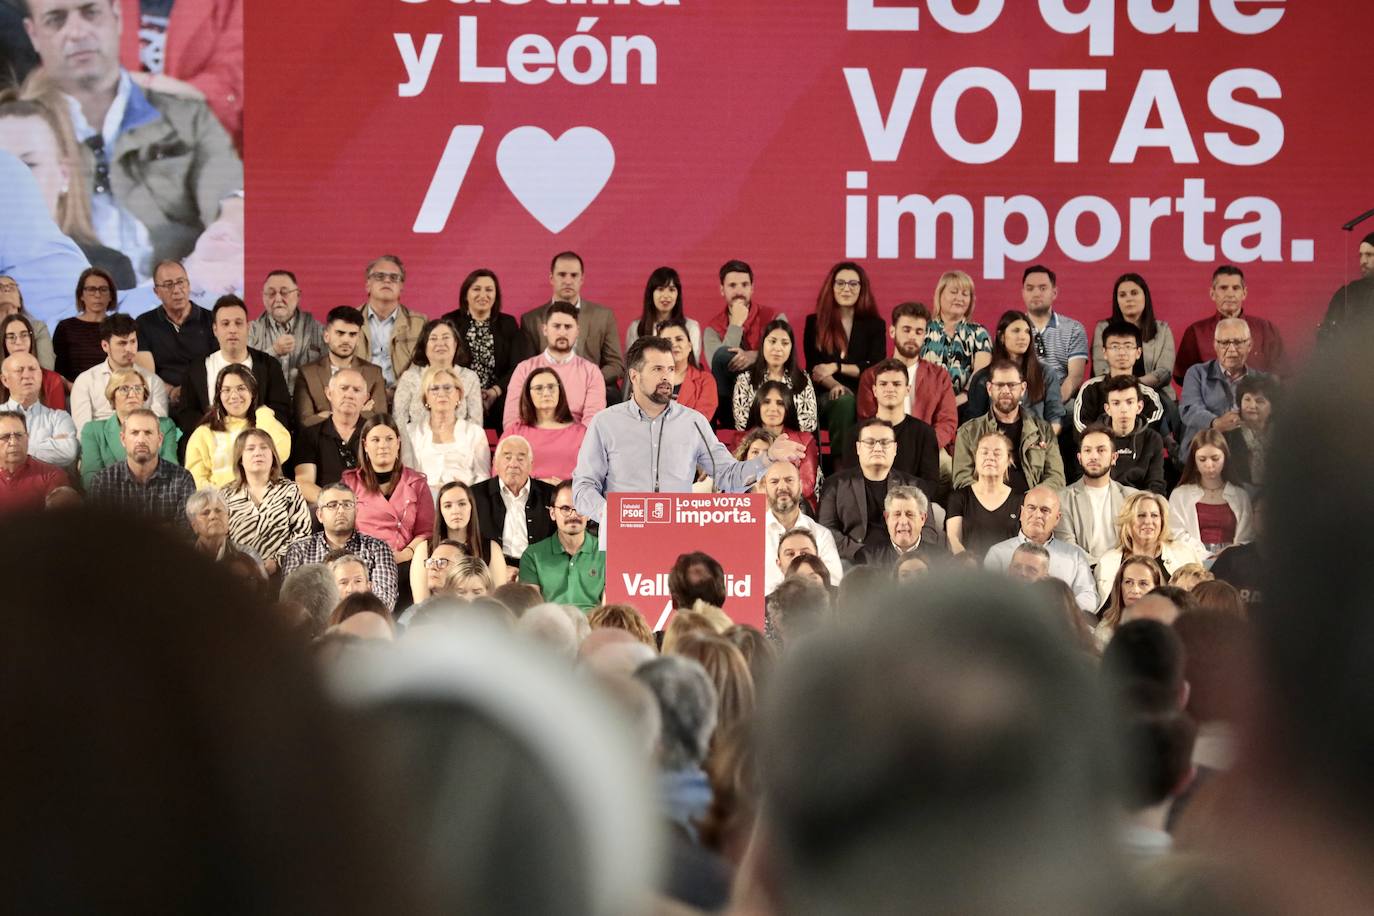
top-left (496, 127), bottom-right (615, 234)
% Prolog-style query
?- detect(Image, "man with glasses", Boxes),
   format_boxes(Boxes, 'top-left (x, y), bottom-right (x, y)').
top-left (357, 255), bottom-right (424, 391)
top-left (985, 485), bottom-right (1097, 613)
top-left (0, 410), bottom-right (67, 511)
top-left (518, 480), bottom-right (606, 610)
top-left (87, 407), bottom-right (195, 530)
top-left (135, 260), bottom-right (215, 409)
top-left (281, 481), bottom-right (398, 610)
top-left (952, 360), bottom-right (1065, 492)
top-left (1072, 321), bottom-right (1166, 436)
top-left (1, 352), bottom-right (77, 469)
top-left (1180, 317), bottom-right (1271, 458)
top-left (21, 0), bottom-right (243, 283)
top-left (1021, 264), bottom-right (1088, 404)
top-left (1175, 265), bottom-right (1286, 385)
top-left (69, 313), bottom-right (169, 427)
top-left (818, 417), bottom-right (941, 562)
top-left (0, 275), bottom-right (56, 369)
top-left (855, 485), bottom-right (942, 568)
top-left (249, 270), bottom-right (324, 391)
top-left (294, 306), bottom-right (387, 428)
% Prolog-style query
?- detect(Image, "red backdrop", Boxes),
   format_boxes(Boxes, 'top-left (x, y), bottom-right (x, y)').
top-left (245, 1), bottom-right (1367, 359)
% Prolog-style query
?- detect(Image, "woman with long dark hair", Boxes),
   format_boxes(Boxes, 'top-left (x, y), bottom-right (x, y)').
top-left (53, 266), bottom-right (119, 380)
top-left (184, 364), bottom-right (290, 489)
top-left (342, 414), bottom-right (435, 568)
top-left (743, 380), bottom-right (821, 509)
top-left (804, 261), bottom-right (886, 462)
top-left (963, 310), bottom-right (1065, 431)
top-left (1093, 273), bottom-right (1176, 395)
top-left (626, 266), bottom-right (701, 362)
top-left (731, 318), bottom-right (817, 432)
top-left (658, 316), bottom-right (717, 420)
top-left (442, 269), bottom-right (527, 429)
top-left (500, 366), bottom-right (586, 483)
top-left (410, 480), bottom-right (508, 600)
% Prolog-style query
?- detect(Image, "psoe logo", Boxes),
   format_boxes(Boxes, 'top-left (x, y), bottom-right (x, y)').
top-left (620, 499), bottom-right (647, 526)
top-left (646, 497), bottom-right (671, 523)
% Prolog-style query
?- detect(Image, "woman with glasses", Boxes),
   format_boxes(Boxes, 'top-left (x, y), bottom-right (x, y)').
top-left (921, 270), bottom-right (991, 408)
top-left (500, 367), bottom-right (585, 484)
top-left (626, 267), bottom-right (701, 363)
top-left (410, 480), bottom-right (508, 601)
top-left (78, 367), bottom-right (179, 486)
top-left (394, 318), bottom-right (482, 465)
top-left (408, 365), bottom-right (490, 497)
top-left (804, 262), bottom-right (886, 463)
top-left (1092, 274), bottom-right (1176, 397)
top-left (53, 267), bottom-right (120, 381)
top-left (732, 318), bottom-right (817, 433)
top-left (963, 310), bottom-right (1065, 432)
top-left (442, 269), bottom-right (527, 430)
top-left (743, 380), bottom-right (820, 509)
top-left (185, 365), bottom-right (291, 489)
top-left (1, 312), bottom-right (66, 409)
top-left (220, 428), bottom-right (313, 578)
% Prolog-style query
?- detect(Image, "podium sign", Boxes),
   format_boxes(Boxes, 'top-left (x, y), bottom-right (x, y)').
top-left (605, 493), bottom-right (767, 631)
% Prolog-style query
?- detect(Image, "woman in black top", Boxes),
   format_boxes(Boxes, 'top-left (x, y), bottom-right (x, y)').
top-left (803, 261), bottom-right (887, 465)
top-left (442, 269), bottom-right (527, 430)
top-left (946, 430), bottom-right (1023, 561)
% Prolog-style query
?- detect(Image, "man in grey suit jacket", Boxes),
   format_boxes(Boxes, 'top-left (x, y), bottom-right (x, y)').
top-left (1053, 425), bottom-right (1139, 563)
top-left (520, 251), bottom-right (625, 395)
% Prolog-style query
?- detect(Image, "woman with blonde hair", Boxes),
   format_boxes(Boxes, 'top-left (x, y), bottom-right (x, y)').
top-left (1169, 563), bottom-right (1214, 591)
top-left (78, 367), bottom-right (179, 485)
top-left (920, 269), bottom-right (991, 407)
top-left (438, 556), bottom-right (495, 601)
top-left (184, 364), bottom-right (291, 488)
top-left (220, 427), bottom-right (312, 577)
top-left (1095, 491), bottom-right (1205, 603)
top-left (407, 364), bottom-right (490, 497)
top-left (1095, 554), bottom-right (1168, 648)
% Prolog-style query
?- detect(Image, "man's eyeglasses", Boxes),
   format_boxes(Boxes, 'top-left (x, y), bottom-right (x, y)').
top-left (155, 278), bottom-right (190, 292)
top-left (552, 505), bottom-right (580, 516)
top-left (858, 438), bottom-right (896, 450)
top-left (425, 557), bottom-right (454, 570)
top-left (0, 281), bottom-right (18, 293)
top-left (989, 381), bottom-right (1022, 390)
top-left (0, 431), bottom-right (27, 443)
top-left (1105, 343), bottom-right (1137, 353)
top-left (319, 500), bottom-right (356, 511)
top-left (369, 271), bottom-right (403, 283)
top-left (1216, 338), bottom-right (1250, 350)
top-left (265, 287), bottom-right (299, 300)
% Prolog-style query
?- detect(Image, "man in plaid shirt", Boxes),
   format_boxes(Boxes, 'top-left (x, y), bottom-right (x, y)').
top-left (280, 481), bottom-right (398, 610)
top-left (87, 409), bottom-right (195, 532)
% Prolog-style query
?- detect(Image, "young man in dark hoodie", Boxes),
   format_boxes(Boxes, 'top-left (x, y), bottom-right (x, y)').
top-left (1073, 321), bottom-right (1165, 436)
top-left (1102, 375), bottom-right (1166, 494)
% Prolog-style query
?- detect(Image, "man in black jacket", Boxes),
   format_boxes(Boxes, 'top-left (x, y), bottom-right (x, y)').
top-left (174, 295), bottom-right (291, 435)
top-left (471, 435), bottom-right (556, 570)
top-left (1102, 375), bottom-right (1166, 494)
top-left (869, 358), bottom-right (940, 491)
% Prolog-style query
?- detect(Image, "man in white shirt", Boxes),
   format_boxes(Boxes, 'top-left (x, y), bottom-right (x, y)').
top-left (761, 459), bottom-right (842, 593)
top-left (1, 352), bottom-right (77, 469)
top-left (472, 435), bottom-right (557, 570)
top-left (985, 485), bottom-right (1098, 612)
top-left (1054, 425), bottom-right (1140, 564)
top-left (69, 313), bottom-right (169, 428)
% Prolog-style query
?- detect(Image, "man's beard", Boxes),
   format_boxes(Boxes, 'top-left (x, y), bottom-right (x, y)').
top-left (770, 493), bottom-right (797, 514)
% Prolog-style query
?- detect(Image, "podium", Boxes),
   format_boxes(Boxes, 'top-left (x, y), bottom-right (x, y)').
top-left (604, 492), bottom-right (767, 631)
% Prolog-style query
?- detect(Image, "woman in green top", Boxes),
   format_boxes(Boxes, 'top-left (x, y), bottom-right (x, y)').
top-left (79, 367), bottom-right (179, 486)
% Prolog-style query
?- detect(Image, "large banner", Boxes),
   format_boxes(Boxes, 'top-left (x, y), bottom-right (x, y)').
top-left (245, 1), bottom-right (1368, 354)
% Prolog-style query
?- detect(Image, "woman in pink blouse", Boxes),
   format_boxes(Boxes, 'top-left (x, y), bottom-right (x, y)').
top-left (343, 414), bottom-right (435, 568)
top-left (500, 367), bottom-right (586, 484)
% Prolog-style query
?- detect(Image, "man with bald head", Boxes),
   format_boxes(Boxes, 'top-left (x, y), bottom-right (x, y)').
top-left (1180, 317), bottom-right (1273, 457)
top-left (294, 367), bottom-right (368, 504)
top-left (472, 435), bottom-right (556, 570)
top-left (1, 352), bottom-right (77, 469)
top-left (761, 459), bottom-right (842, 593)
top-left (985, 485), bottom-right (1097, 612)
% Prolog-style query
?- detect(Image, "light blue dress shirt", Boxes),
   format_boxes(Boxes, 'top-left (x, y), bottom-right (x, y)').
top-left (573, 399), bottom-right (769, 527)
top-left (0, 152), bottom-right (91, 329)
top-left (984, 533), bottom-right (1099, 613)
top-left (368, 310), bottom-right (398, 385)
top-left (2, 398), bottom-right (79, 469)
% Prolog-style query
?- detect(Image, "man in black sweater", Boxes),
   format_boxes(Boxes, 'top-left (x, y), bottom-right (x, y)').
top-left (1102, 375), bottom-right (1165, 494)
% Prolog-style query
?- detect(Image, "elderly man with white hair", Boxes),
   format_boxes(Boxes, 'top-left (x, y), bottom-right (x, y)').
top-left (1, 352), bottom-right (77, 469)
top-left (1180, 317), bottom-right (1273, 457)
top-left (633, 654), bottom-right (718, 842)
top-left (471, 435), bottom-right (557, 570)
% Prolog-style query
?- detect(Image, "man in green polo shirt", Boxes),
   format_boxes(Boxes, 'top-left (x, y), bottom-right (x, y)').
top-left (519, 480), bottom-right (605, 610)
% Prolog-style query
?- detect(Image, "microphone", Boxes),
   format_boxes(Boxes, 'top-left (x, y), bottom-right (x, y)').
top-left (694, 420), bottom-right (718, 493)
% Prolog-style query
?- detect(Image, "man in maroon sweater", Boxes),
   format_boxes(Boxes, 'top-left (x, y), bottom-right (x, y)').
top-left (0, 410), bottom-right (67, 512)
top-left (1174, 265), bottom-right (1286, 385)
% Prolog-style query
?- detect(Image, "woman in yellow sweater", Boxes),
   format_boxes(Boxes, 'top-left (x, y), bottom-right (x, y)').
top-left (185, 365), bottom-right (291, 489)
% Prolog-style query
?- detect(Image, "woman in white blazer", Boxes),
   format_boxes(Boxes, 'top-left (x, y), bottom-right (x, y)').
top-left (1168, 428), bottom-right (1254, 554)
top-left (1096, 491), bottom-right (1206, 605)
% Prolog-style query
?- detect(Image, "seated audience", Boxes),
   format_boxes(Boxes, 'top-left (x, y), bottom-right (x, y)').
top-left (400, 539), bottom-right (467, 618)
top-left (435, 556), bottom-right (496, 602)
top-left (705, 258), bottom-right (786, 426)
top-left (500, 366), bottom-right (585, 484)
top-left (804, 261), bottom-right (886, 462)
top-left (1168, 428), bottom-right (1254, 555)
top-left (472, 435), bottom-right (556, 569)
top-left (587, 603), bottom-right (657, 650)
top-left (440, 268), bottom-right (527, 429)
top-left (1174, 264), bottom-right (1285, 384)
top-left (394, 318), bottom-right (482, 464)
top-left (1169, 563), bottom-right (1213, 591)
top-left (342, 415), bottom-right (433, 574)
top-left (2, 312), bottom-right (64, 408)
top-left (1225, 372), bottom-right (1276, 494)
top-left (785, 553), bottom-right (834, 593)
top-left (773, 529), bottom-right (823, 589)
top-left (857, 301), bottom-right (957, 455)
top-left (1006, 542), bottom-right (1051, 582)
top-left (855, 484), bottom-right (942, 567)
top-left (519, 480), bottom-right (605, 611)
top-left (920, 269), bottom-right (992, 408)
top-left (865, 358), bottom-right (940, 486)
top-left (1180, 316), bottom-right (1273, 458)
top-left (0, 409), bottom-right (66, 511)
top-left (985, 485), bottom-right (1097, 612)
top-left (281, 481), bottom-right (399, 610)
top-left (626, 266), bottom-right (702, 364)
top-left (765, 576), bottom-right (831, 646)
top-left (819, 418), bottom-right (939, 562)
top-left (1095, 555), bottom-right (1168, 647)
top-left (1053, 424), bottom-right (1142, 563)
top-left (1101, 375), bottom-right (1166, 494)
top-left (175, 295), bottom-right (290, 437)
top-left (0, 276), bottom-right (55, 369)
top-left (1074, 320), bottom-right (1167, 434)
top-left (658, 317), bottom-right (716, 420)
top-left (136, 262), bottom-right (216, 407)
top-left (667, 552), bottom-right (731, 620)
top-left (220, 428), bottom-right (312, 577)
top-left (1116, 707), bottom-right (1197, 857)
top-left (358, 255), bottom-right (426, 391)
top-left (279, 562), bottom-right (340, 638)
top-left (946, 431), bottom-right (1022, 561)
top-left (952, 360), bottom-right (1064, 492)
top-left (742, 381), bottom-right (820, 508)
top-left (248, 270), bottom-right (326, 392)
top-left (520, 252), bottom-right (626, 401)
top-left (184, 365), bottom-right (290, 489)
top-left (761, 459), bottom-right (843, 594)
top-left (504, 302), bottom-right (605, 428)
top-left (69, 314), bottom-right (169, 428)
top-left (293, 367), bottom-right (367, 504)
top-left (1189, 579), bottom-right (1248, 620)
top-left (1095, 492), bottom-right (1206, 603)
top-left (328, 593), bottom-right (395, 639)
top-left (1129, 586), bottom-right (1195, 628)
top-left (79, 367), bottom-right (180, 487)
top-left (407, 365), bottom-right (489, 496)
top-left (87, 408), bottom-right (196, 530)
top-left (732, 317), bottom-right (817, 433)
top-left (0, 351), bottom-right (76, 468)
top-left (1091, 273), bottom-right (1176, 398)
top-left (669, 633), bottom-right (756, 775)
top-left (1033, 577), bottom-right (1099, 655)
top-left (963, 309), bottom-right (1065, 431)
top-left (330, 553), bottom-right (373, 600)
top-left (293, 306), bottom-right (388, 428)
top-left (411, 481), bottom-right (509, 601)
top-left (186, 487), bottom-right (259, 565)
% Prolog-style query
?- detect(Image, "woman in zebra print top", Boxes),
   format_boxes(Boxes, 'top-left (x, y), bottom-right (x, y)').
top-left (221, 428), bottom-right (313, 576)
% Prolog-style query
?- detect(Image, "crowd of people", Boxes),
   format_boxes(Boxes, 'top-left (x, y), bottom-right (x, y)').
top-left (4, 234), bottom-right (1374, 913)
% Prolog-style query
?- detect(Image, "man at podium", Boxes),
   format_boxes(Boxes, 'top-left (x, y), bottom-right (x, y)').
top-left (573, 337), bottom-right (805, 526)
